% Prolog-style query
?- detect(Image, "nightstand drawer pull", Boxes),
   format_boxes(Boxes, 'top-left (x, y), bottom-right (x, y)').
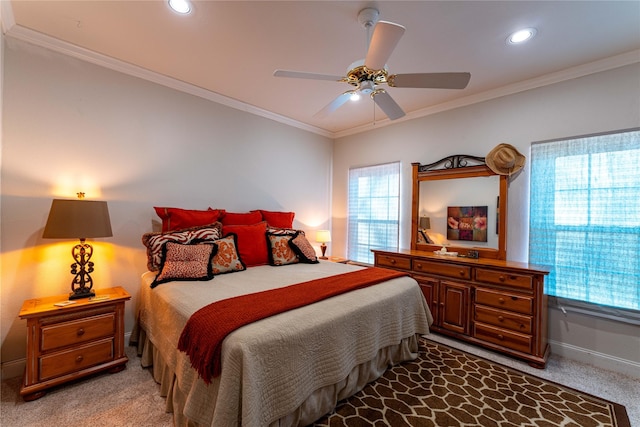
top-left (77, 328), bottom-right (85, 336)
top-left (76, 355), bottom-right (83, 363)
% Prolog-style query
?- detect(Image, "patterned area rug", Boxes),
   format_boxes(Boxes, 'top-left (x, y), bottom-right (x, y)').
top-left (312, 338), bottom-right (630, 427)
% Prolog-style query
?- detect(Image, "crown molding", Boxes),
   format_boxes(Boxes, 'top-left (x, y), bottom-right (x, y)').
top-left (4, 17), bottom-right (638, 141)
top-left (334, 49), bottom-right (640, 139)
top-left (4, 24), bottom-right (333, 138)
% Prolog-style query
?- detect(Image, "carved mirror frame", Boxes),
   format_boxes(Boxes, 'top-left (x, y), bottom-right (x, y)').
top-left (411, 155), bottom-right (508, 260)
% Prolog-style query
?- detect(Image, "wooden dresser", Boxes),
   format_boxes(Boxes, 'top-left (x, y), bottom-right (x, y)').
top-left (19, 286), bottom-right (130, 401)
top-left (373, 249), bottom-right (550, 368)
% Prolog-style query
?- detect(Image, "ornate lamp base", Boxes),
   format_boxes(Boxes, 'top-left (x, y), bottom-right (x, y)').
top-left (68, 239), bottom-right (96, 300)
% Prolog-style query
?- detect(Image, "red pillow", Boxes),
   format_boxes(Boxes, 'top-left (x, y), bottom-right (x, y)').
top-left (222, 221), bottom-right (269, 267)
top-left (220, 210), bottom-right (263, 226)
top-left (154, 207), bottom-right (225, 232)
top-left (259, 210), bottom-right (295, 228)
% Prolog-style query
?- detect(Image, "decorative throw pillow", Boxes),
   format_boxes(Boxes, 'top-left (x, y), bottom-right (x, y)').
top-left (150, 242), bottom-right (215, 288)
top-left (142, 223), bottom-right (222, 271)
top-left (266, 233), bottom-right (299, 266)
top-left (220, 210), bottom-right (263, 226)
top-left (259, 210), bottom-right (295, 229)
top-left (289, 231), bottom-right (319, 264)
top-left (221, 221), bottom-right (269, 267)
top-left (154, 207), bottom-right (225, 232)
top-left (207, 234), bottom-right (245, 274)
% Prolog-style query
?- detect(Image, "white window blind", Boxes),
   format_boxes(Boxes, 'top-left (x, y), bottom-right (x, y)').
top-left (529, 129), bottom-right (640, 318)
top-left (348, 162), bottom-right (400, 264)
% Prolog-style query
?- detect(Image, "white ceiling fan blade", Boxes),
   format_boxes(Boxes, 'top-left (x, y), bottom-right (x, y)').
top-left (314, 92), bottom-right (352, 118)
top-left (273, 69), bottom-right (345, 82)
top-left (388, 72), bottom-right (471, 89)
top-left (372, 90), bottom-right (405, 120)
top-left (365, 21), bottom-right (406, 71)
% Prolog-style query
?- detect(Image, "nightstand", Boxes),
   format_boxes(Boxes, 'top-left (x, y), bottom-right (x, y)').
top-left (18, 286), bottom-right (131, 401)
top-left (326, 256), bottom-right (349, 264)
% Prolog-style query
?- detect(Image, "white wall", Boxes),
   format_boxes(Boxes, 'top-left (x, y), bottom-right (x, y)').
top-left (0, 38), bottom-right (333, 377)
top-left (332, 63), bottom-right (640, 375)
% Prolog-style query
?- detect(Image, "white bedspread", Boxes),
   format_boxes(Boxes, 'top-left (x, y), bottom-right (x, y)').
top-left (136, 261), bottom-right (432, 426)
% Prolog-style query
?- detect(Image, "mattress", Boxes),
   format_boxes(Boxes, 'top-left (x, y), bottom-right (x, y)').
top-left (132, 261), bottom-right (433, 426)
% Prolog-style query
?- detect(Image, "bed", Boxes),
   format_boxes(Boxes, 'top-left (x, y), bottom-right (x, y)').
top-left (131, 211), bottom-right (433, 426)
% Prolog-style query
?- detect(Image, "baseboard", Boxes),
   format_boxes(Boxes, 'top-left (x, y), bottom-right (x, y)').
top-left (1, 332), bottom-right (134, 381)
top-left (549, 339), bottom-right (640, 379)
top-left (1, 358), bottom-right (25, 381)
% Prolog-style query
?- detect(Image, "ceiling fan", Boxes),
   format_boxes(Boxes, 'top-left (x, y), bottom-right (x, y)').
top-left (273, 8), bottom-right (471, 121)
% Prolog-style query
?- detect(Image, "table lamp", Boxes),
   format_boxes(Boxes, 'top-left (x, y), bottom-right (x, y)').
top-left (315, 230), bottom-right (331, 259)
top-left (42, 194), bottom-right (113, 300)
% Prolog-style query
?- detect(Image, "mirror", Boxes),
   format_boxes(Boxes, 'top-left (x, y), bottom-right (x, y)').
top-left (411, 156), bottom-right (508, 260)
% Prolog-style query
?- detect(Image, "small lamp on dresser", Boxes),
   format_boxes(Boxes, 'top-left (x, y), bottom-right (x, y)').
top-left (316, 230), bottom-right (331, 259)
top-left (42, 193), bottom-right (113, 300)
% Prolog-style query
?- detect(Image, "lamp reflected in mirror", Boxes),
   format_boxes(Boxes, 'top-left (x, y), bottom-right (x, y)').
top-left (418, 216), bottom-right (434, 244)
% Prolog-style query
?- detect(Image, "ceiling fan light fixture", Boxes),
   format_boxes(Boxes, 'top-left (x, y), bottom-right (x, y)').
top-left (349, 91), bottom-right (361, 102)
top-left (507, 28), bottom-right (537, 45)
top-left (168, 0), bottom-right (191, 14)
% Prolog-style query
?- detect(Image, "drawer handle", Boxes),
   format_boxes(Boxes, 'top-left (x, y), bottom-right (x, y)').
top-left (499, 275), bottom-right (506, 282)
top-left (77, 328), bottom-right (85, 337)
top-left (498, 298), bottom-right (505, 304)
top-left (76, 355), bottom-right (84, 363)
top-left (416, 263), bottom-right (422, 269)
top-left (458, 270), bottom-right (465, 276)
top-left (497, 334), bottom-right (504, 340)
top-left (498, 316), bottom-right (505, 322)
top-left (388, 258), bottom-right (396, 264)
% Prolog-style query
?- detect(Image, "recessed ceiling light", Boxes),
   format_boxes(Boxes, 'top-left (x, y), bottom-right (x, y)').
top-left (507, 28), bottom-right (537, 45)
top-left (168, 0), bottom-right (191, 14)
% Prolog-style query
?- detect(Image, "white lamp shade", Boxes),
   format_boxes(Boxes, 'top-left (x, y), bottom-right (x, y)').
top-left (316, 230), bottom-right (331, 243)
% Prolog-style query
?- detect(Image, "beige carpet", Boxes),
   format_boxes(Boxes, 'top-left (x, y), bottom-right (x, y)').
top-left (1, 336), bottom-right (637, 427)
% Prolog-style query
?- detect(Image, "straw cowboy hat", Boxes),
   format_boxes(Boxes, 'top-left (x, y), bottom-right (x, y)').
top-left (485, 143), bottom-right (526, 175)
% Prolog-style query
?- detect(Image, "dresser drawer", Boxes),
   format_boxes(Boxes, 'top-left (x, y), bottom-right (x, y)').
top-left (475, 288), bottom-right (533, 315)
top-left (473, 323), bottom-right (532, 354)
top-left (475, 268), bottom-right (533, 290)
top-left (41, 313), bottom-right (115, 352)
top-left (39, 338), bottom-right (114, 381)
top-left (376, 254), bottom-right (411, 270)
top-left (474, 305), bottom-right (532, 334)
top-left (413, 260), bottom-right (471, 280)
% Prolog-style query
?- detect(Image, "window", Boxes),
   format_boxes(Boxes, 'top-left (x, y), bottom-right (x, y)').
top-left (529, 129), bottom-right (640, 318)
top-left (348, 162), bottom-right (400, 264)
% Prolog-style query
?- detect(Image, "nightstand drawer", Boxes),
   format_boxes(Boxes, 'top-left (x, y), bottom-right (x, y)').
top-left (475, 268), bottom-right (533, 290)
top-left (473, 323), bottom-right (532, 354)
top-left (39, 338), bottom-right (114, 381)
top-left (474, 305), bottom-right (532, 334)
top-left (376, 254), bottom-right (411, 270)
top-left (413, 260), bottom-right (471, 280)
top-left (41, 313), bottom-right (116, 352)
top-left (475, 288), bottom-right (533, 315)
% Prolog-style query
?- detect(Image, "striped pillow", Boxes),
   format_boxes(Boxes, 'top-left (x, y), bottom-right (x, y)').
top-left (142, 223), bottom-right (222, 271)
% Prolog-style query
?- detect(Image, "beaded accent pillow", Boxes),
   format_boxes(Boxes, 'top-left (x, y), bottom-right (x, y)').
top-left (289, 231), bottom-right (319, 264)
top-left (151, 242), bottom-right (215, 288)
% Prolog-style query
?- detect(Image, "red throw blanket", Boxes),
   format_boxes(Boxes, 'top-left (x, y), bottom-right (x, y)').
top-left (177, 267), bottom-right (407, 383)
